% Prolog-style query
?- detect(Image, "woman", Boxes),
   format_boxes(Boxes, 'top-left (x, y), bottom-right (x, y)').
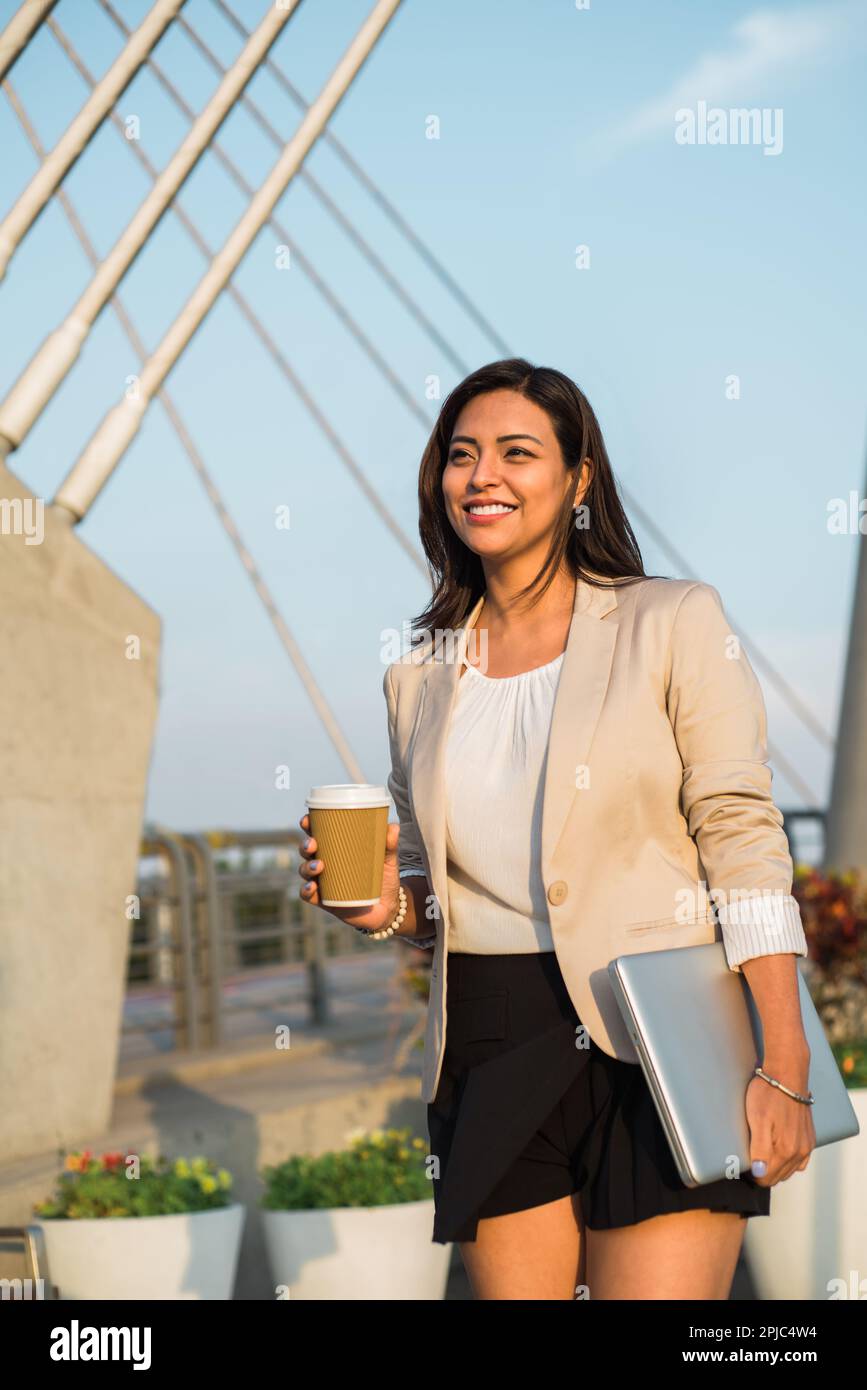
top-left (298, 358), bottom-right (816, 1300)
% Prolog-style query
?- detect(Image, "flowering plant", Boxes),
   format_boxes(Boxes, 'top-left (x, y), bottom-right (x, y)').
top-left (260, 1127), bottom-right (432, 1209)
top-left (793, 864), bottom-right (867, 1083)
top-left (34, 1150), bottom-right (234, 1219)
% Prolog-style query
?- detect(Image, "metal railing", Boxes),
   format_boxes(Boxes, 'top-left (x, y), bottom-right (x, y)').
top-left (780, 808), bottom-right (827, 868)
top-left (124, 826), bottom-right (383, 1055)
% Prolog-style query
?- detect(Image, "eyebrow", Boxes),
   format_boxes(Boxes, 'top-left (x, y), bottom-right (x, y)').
top-left (449, 434), bottom-right (544, 447)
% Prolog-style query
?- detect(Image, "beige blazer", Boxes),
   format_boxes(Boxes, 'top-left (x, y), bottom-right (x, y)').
top-left (383, 573), bottom-right (807, 1104)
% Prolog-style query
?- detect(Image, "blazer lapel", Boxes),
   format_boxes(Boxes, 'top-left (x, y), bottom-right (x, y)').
top-left (408, 574), bottom-right (620, 931)
top-left (542, 577), bottom-right (619, 870)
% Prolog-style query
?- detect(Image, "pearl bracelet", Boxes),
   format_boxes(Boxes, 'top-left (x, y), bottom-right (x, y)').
top-left (354, 883), bottom-right (408, 940)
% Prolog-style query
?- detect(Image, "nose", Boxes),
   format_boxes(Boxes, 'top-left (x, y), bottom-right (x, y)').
top-left (466, 451), bottom-right (503, 490)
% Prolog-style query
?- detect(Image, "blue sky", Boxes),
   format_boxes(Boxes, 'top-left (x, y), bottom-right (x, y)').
top-left (1, 0), bottom-right (865, 836)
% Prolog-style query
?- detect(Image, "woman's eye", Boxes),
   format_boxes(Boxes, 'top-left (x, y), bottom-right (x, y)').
top-left (449, 447), bottom-right (531, 461)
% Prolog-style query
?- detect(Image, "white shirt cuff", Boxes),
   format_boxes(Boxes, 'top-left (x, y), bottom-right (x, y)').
top-left (716, 892), bottom-right (809, 970)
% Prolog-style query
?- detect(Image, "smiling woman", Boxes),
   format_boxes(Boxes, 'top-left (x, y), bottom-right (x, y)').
top-left (300, 356), bottom-right (814, 1301)
top-left (414, 358), bottom-right (648, 642)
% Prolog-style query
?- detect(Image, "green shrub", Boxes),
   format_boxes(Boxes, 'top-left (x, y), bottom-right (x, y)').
top-left (34, 1151), bottom-right (234, 1219)
top-left (261, 1127), bottom-right (432, 1210)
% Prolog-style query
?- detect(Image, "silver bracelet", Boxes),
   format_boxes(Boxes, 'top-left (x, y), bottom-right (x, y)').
top-left (355, 883), bottom-right (408, 941)
top-left (753, 1066), bottom-right (814, 1105)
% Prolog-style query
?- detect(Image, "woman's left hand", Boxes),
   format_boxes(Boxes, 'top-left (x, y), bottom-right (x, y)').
top-left (745, 1065), bottom-right (817, 1186)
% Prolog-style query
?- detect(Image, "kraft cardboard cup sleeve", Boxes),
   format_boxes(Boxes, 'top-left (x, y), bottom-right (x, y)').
top-left (306, 785), bottom-right (391, 907)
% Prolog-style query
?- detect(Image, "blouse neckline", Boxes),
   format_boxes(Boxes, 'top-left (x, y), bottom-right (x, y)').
top-left (460, 651), bottom-right (565, 683)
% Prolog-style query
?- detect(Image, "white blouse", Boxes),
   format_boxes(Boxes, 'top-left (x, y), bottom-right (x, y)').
top-left (437, 648), bottom-right (565, 953)
top-left (397, 635), bottom-right (807, 965)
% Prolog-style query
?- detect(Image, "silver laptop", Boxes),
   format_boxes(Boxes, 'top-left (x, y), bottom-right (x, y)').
top-left (608, 941), bottom-right (860, 1188)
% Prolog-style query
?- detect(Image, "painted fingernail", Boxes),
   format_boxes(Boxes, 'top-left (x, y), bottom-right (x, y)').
top-left (309, 860), bottom-right (320, 871)
top-left (751, 1159), bottom-right (767, 1177)
top-left (303, 838), bottom-right (312, 851)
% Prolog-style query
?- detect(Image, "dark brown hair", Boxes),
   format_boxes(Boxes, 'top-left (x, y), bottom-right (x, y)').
top-left (412, 357), bottom-right (660, 636)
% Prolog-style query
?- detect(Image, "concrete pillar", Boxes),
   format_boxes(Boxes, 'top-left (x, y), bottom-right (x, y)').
top-left (0, 460), bottom-right (160, 1163)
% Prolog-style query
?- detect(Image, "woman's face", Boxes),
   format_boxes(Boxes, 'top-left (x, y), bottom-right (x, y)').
top-left (442, 389), bottom-right (582, 563)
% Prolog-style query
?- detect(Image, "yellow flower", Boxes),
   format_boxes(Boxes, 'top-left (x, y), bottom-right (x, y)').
top-left (190, 1156), bottom-right (209, 1175)
top-left (368, 1129), bottom-right (385, 1146)
top-left (174, 1158), bottom-right (191, 1179)
top-left (398, 1148), bottom-right (410, 1160)
top-left (217, 1169), bottom-right (232, 1190)
top-left (411, 1137), bottom-right (425, 1150)
top-left (198, 1174), bottom-right (218, 1194)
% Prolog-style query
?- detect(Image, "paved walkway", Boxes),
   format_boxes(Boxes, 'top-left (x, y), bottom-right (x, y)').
top-left (121, 951), bottom-right (413, 1063)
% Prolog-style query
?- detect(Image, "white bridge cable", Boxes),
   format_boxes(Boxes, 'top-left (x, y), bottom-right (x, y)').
top-left (0, 0), bottom-right (190, 282)
top-left (96, 0), bottom-right (435, 434)
top-left (169, 0), bottom-right (477, 376)
top-left (211, 0), bottom-right (512, 359)
top-left (0, 0), bottom-right (58, 83)
top-left (0, 0), bottom-right (304, 448)
top-left (3, 74), bottom-right (368, 785)
top-left (41, 13), bottom-right (425, 573)
top-left (49, 0), bottom-right (406, 520)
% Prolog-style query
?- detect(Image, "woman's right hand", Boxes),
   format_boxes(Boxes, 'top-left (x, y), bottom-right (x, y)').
top-left (297, 813), bottom-right (405, 933)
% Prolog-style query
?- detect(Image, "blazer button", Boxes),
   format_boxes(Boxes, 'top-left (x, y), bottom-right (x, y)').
top-left (547, 880), bottom-right (568, 905)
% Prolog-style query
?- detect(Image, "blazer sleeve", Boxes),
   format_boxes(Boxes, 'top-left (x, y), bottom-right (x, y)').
top-left (665, 582), bottom-right (808, 973)
top-left (383, 663), bottom-right (437, 951)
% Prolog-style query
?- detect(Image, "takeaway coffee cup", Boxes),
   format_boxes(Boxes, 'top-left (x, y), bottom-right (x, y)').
top-left (305, 784), bottom-right (392, 907)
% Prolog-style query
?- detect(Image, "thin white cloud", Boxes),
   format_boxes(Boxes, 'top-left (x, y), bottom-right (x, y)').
top-left (581, 0), bottom-right (866, 168)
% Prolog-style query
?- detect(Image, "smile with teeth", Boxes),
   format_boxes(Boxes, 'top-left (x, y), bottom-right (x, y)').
top-left (465, 503), bottom-right (518, 515)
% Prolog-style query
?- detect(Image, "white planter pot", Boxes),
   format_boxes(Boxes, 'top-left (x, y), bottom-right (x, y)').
top-left (744, 1087), bottom-right (867, 1300)
top-left (263, 1198), bottom-right (451, 1300)
top-left (36, 1202), bottom-right (245, 1300)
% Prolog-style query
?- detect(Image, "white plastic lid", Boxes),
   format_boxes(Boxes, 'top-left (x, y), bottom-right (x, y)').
top-left (306, 783), bottom-right (391, 809)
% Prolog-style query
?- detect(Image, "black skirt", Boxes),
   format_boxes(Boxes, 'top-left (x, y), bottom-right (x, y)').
top-left (427, 950), bottom-right (771, 1244)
